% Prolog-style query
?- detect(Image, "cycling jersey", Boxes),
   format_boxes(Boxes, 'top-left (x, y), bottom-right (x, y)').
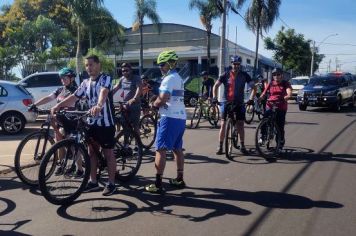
top-left (158, 70), bottom-right (186, 120)
top-left (218, 70), bottom-right (253, 105)
top-left (74, 74), bottom-right (115, 127)
top-left (50, 85), bottom-right (77, 104)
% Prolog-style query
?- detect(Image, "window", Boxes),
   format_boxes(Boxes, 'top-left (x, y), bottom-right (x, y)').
top-left (246, 58), bottom-right (251, 65)
top-left (0, 85), bottom-right (8, 97)
top-left (25, 73), bottom-right (61, 88)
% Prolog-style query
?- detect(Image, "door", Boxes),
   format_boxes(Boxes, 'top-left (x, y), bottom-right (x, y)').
top-left (0, 85), bottom-right (9, 114)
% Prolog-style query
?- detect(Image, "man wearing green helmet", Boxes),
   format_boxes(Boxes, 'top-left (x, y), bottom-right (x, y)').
top-left (145, 50), bottom-right (187, 193)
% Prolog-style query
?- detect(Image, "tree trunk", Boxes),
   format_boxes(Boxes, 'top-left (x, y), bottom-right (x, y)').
top-left (89, 29), bottom-right (93, 50)
top-left (253, 9), bottom-right (262, 78)
top-left (76, 24), bottom-right (82, 75)
top-left (139, 20), bottom-right (143, 76)
top-left (207, 30), bottom-right (211, 75)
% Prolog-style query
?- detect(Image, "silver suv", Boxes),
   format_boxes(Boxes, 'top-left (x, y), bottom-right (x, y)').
top-left (0, 80), bottom-right (37, 134)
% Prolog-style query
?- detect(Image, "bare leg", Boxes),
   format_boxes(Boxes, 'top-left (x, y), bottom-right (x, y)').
top-left (236, 120), bottom-right (245, 144)
top-left (173, 149), bottom-right (184, 180)
top-left (88, 144), bottom-right (99, 183)
top-left (103, 148), bottom-right (116, 184)
top-left (155, 149), bottom-right (166, 175)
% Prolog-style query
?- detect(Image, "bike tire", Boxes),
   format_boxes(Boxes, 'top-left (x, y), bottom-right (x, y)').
top-left (245, 104), bottom-right (255, 124)
top-left (14, 130), bottom-right (55, 186)
top-left (38, 139), bottom-right (90, 205)
top-left (255, 118), bottom-right (282, 159)
top-left (189, 105), bottom-right (202, 129)
top-left (225, 118), bottom-right (235, 160)
top-left (139, 114), bottom-right (157, 150)
top-left (115, 130), bottom-right (143, 182)
top-left (207, 104), bottom-right (220, 128)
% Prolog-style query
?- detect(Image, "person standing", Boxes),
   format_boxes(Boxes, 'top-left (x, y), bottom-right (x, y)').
top-left (212, 55), bottom-right (256, 155)
top-left (145, 50), bottom-right (186, 193)
top-left (51, 55), bottom-right (117, 196)
top-left (200, 71), bottom-right (215, 99)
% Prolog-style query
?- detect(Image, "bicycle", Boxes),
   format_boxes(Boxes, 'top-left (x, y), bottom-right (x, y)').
top-left (224, 102), bottom-right (241, 160)
top-left (38, 109), bottom-right (143, 205)
top-left (254, 101), bottom-right (282, 160)
top-left (139, 106), bottom-right (158, 150)
top-left (190, 97), bottom-right (220, 129)
top-left (245, 95), bottom-right (266, 124)
top-left (14, 106), bottom-right (55, 186)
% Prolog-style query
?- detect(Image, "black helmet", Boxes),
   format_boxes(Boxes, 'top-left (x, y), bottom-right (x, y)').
top-left (201, 71), bottom-right (208, 76)
top-left (272, 68), bottom-right (283, 75)
top-left (230, 55), bottom-right (242, 63)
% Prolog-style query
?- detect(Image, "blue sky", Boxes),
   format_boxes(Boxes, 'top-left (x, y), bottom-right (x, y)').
top-left (2, 0), bottom-right (356, 74)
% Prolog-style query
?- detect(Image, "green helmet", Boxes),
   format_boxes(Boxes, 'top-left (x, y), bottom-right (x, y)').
top-left (157, 50), bottom-right (178, 64)
top-left (59, 67), bottom-right (76, 77)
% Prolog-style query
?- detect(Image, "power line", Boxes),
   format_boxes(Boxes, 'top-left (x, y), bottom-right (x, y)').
top-left (316, 42), bottom-right (356, 47)
top-left (278, 16), bottom-right (291, 29)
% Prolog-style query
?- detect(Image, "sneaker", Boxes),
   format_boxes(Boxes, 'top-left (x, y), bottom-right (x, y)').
top-left (216, 146), bottom-right (223, 155)
top-left (258, 138), bottom-right (265, 146)
top-left (64, 165), bottom-right (76, 175)
top-left (145, 184), bottom-right (165, 194)
top-left (240, 146), bottom-right (248, 154)
top-left (83, 181), bottom-right (100, 193)
top-left (169, 178), bottom-right (186, 189)
top-left (102, 183), bottom-right (116, 196)
top-left (74, 169), bottom-right (84, 178)
top-left (54, 166), bottom-right (63, 175)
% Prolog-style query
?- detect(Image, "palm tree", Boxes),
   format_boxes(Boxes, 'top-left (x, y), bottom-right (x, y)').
top-left (65, 0), bottom-right (104, 74)
top-left (189, 0), bottom-right (221, 74)
top-left (133, 0), bottom-right (161, 75)
top-left (243, 0), bottom-right (281, 77)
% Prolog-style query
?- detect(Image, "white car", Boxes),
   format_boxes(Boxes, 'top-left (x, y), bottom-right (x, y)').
top-left (0, 80), bottom-right (37, 134)
top-left (290, 76), bottom-right (310, 101)
top-left (18, 72), bottom-right (81, 110)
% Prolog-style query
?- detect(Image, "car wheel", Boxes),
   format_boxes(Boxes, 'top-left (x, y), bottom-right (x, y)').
top-left (298, 103), bottom-right (307, 111)
top-left (349, 94), bottom-right (355, 108)
top-left (189, 97), bottom-right (198, 107)
top-left (332, 96), bottom-right (342, 112)
top-left (0, 112), bottom-right (26, 134)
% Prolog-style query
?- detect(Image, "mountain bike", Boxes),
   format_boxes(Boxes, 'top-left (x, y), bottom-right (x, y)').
top-left (224, 103), bottom-right (240, 160)
top-left (245, 96), bottom-right (266, 124)
top-left (38, 108), bottom-right (143, 205)
top-left (139, 106), bottom-right (158, 150)
top-left (190, 97), bottom-right (220, 129)
top-left (255, 101), bottom-right (282, 160)
top-left (14, 107), bottom-right (55, 186)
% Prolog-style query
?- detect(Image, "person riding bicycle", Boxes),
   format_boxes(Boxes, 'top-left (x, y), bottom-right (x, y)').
top-left (258, 68), bottom-right (292, 149)
top-left (29, 67), bottom-right (82, 176)
top-left (212, 55), bottom-right (256, 155)
top-left (51, 55), bottom-right (117, 196)
top-left (112, 63), bottom-right (142, 134)
top-left (201, 71), bottom-right (214, 99)
top-left (145, 50), bottom-right (187, 193)
top-left (255, 74), bottom-right (268, 113)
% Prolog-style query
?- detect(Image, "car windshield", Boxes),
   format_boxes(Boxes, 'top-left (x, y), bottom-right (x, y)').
top-left (309, 77), bottom-right (340, 86)
top-left (291, 79), bottom-right (309, 85)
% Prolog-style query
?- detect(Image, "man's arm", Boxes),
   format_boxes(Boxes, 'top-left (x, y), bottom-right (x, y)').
top-left (212, 80), bottom-right (222, 99)
top-left (91, 87), bottom-right (110, 117)
top-left (128, 80), bottom-right (142, 105)
top-left (153, 93), bottom-right (170, 108)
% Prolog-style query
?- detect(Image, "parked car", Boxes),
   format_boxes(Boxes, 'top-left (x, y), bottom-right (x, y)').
top-left (297, 72), bottom-right (356, 111)
top-left (18, 72), bottom-right (80, 110)
top-left (290, 76), bottom-right (309, 101)
top-left (0, 80), bottom-right (37, 134)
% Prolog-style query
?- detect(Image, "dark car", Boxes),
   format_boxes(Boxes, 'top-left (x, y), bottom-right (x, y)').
top-left (297, 72), bottom-right (356, 111)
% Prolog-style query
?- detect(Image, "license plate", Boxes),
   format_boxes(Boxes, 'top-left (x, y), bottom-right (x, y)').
top-left (308, 97), bottom-right (317, 101)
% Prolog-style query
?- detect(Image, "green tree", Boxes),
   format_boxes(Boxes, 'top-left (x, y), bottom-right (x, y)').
top-left (241, 0), bottom-right (281, 77)
top-left (189, 0), bottom-right (221, 74)
top-left (132, 0), bottom-right (161, 75)
top-left (0, 46), bottom-right (20, 80)
top-left (264, 27), bottom-right (324, 75)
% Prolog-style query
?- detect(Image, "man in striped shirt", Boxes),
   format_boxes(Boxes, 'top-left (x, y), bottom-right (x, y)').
top-left (51, 55), bottom-right (117, 196)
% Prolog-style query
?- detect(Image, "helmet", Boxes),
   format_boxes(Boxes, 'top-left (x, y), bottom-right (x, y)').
top-left (157, 50), bottom-right (178, 64)
top-left (59, 67), bottom-right (76, 78)
top-left (272, 68), bottom-right (283, 75)
top-left (201, 71), bottom-right (208, 76)
top-left (230, 55), bottom-right (242, 63)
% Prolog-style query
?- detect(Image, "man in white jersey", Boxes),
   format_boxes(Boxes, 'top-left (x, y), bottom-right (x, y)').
top-left (145, 50), bottom-right (187, 193)
top-left (51, 55), bottom-right (117, 196)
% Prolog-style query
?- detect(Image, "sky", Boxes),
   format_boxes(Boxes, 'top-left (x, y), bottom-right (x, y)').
top-left (2, 0), bottom-right (356, 75)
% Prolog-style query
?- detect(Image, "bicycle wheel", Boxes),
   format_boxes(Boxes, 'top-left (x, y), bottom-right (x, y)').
top-left (14, 130), bottom-right (55, 186)
top-left (225, 118), bottom-right (235, 160)
top-left (257, 102), bottom-right (265, 121)
top-left (207, 104), bottom-right (220, 127)
top-left (139, 114), bottom-right (157, 150)
top-left (115, 130), bottom-right (143, 182)
top-left (245, 104), bottom-right (255, 124)
top-left (189, 105), bottom-right (202, 129)
top-left (38, 139), bottom-right (90, 205)
top-left (255, 118), bottom-right (282, 159)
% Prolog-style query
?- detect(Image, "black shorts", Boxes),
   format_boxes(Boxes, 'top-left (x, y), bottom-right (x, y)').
top-left (56, 113), bottom-right (78, 134)
top-left (87, 125), bottom-right (116, 149)
top-left (221, 102), bottom-right (246, 121)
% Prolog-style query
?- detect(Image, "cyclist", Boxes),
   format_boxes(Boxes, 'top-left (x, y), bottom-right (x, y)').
top-left (258, 68), bottom-right (292, 149)
top-left (29, 67), bottom-right (82, 176)
top-left (201, 71), bottom-right (214, 99)
top-left (255, 74), bottom-right (268, 113)
top-left (212, 55), bottom-right (256, 155)
top-left (51, 55), bottom-right (117, 196)
top-left (112, 63), bottom-right (142, 133)
top-left (145, 50), bottom-right (186, 193)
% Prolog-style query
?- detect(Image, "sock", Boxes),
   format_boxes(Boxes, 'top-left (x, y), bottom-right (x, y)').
top-left (177, 169), bottom-right (184, 182)
top-left (240, 142), bottom-right (245, 147)
top-left (155, 174), bottom-right (162, 187)
top-left (219, 141), bottom-right (223, 148)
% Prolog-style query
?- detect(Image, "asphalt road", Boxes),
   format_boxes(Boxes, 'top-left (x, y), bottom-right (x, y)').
top-left (0, 103), bottom-right (355, 236)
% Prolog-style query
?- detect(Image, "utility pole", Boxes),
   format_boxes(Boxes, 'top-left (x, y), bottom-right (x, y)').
top-left (310, 40), bottom-right (315, 77)
top-left (327, 59), bottom-right (331, 73)
top-left (335, 57), bottom-right (338, 71)
top-left (218, 0), bottom-right (227, 102)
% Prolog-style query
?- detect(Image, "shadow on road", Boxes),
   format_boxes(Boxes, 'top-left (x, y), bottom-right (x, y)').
top-left (0, 220), bottom-right (32, 236)
top-left (0, 197), bottom-right (16, 217)
top-left (184, 152), bottom-right (229, 165)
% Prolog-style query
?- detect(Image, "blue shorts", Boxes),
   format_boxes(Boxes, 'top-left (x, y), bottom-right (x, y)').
top-left (155, 117), bottom-right (185, 151)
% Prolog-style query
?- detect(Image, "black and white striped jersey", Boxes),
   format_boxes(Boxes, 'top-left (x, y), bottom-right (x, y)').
top-left (74, 73), bottom-right (115, 127)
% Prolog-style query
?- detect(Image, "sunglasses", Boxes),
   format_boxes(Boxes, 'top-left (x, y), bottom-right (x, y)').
top-left (273, 73), bottom-right (281, 76)
top-left (232, 63), bottom-right (241, 66)
top-left (122, 69), bottom-right (129, 73)
top-left (60, 76), bottom-right (70, 79)
top-left (158, 63), bottom-right (166, 67)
